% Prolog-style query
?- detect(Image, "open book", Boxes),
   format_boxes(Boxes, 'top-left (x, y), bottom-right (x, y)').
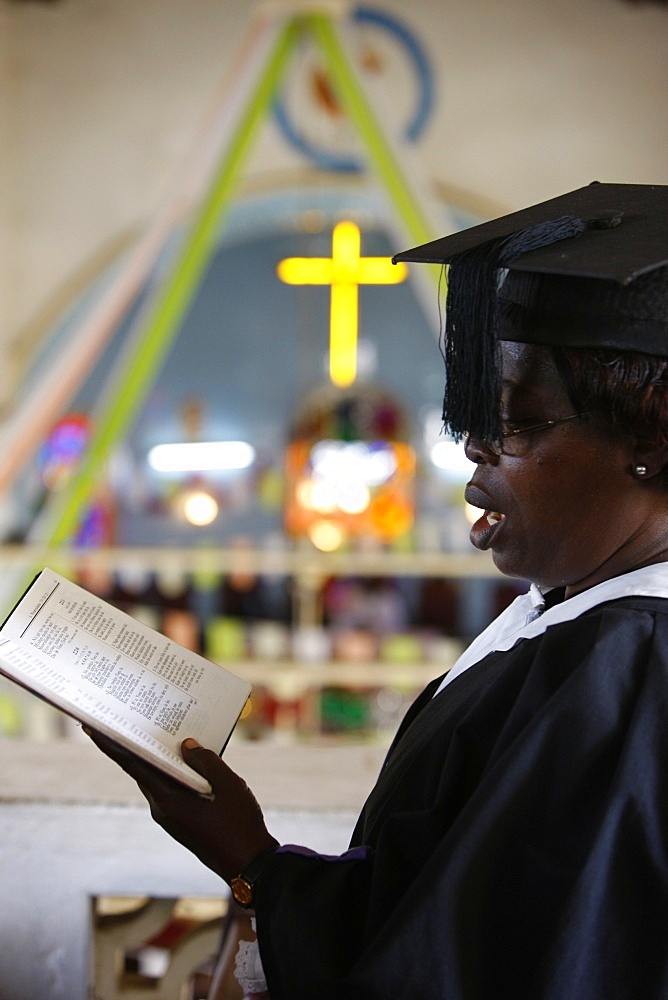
top-left (0, 568), bottom-right (252, 793)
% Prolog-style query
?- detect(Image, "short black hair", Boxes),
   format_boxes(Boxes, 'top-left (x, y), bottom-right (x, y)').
top-left (553, 346), bottom-right (668, 469)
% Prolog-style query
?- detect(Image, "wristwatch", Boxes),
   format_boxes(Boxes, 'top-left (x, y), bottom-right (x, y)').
top-left (230, 845), bottom-right (277, 908)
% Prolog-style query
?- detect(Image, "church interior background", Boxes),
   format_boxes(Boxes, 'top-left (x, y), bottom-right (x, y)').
top-left (1, 1), bottom-right (666, 997)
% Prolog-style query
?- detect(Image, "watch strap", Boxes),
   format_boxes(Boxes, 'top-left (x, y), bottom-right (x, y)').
top-left (230, 845), bottom-right (278, 908)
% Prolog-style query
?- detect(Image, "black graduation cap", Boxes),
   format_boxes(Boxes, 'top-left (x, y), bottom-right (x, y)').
top-left (392, 181), bottom-right (668, 442)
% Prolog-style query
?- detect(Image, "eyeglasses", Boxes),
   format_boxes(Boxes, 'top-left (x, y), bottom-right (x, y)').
top-left (474, 411), bottom-right (592, 456)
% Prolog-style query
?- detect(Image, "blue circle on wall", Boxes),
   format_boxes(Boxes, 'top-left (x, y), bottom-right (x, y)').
top-left (272, 5), bottom-right (435, 173)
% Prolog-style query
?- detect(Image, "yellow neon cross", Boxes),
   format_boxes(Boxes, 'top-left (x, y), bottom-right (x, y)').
top-left (277, 220), bottom-right (408, 388)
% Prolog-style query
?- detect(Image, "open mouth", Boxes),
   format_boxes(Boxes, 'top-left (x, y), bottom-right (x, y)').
top-left (467, 504), bottom-right (506, 552)
top-left (486, 511), bottom-right (504, 526)
top-left (464, 486), bottom-right (506, 549)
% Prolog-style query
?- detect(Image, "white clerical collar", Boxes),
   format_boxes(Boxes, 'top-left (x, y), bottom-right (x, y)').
top-left (435, 563), bottom-right (668, 695)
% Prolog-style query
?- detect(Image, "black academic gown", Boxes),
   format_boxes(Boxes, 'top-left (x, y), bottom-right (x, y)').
top-left (254, 596), bottom-right (668, 999)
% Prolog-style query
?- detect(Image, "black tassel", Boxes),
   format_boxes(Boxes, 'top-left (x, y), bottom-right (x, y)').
top-left (442, 215), bottom-right (588, 444)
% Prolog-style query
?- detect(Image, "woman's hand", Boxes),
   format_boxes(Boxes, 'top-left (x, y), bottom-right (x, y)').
top-left (85, 729), bottom-right (278, 883)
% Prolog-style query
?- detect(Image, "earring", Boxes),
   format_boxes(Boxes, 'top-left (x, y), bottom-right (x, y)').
top-left (635, 465), bottom-right (648, 477)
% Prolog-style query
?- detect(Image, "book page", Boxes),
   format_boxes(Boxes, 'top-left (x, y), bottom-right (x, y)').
top-left (0, 569), bottom-right (252, 792)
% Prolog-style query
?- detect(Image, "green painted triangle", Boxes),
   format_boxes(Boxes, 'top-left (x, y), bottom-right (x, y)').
top-left (37, 8), bottom-right (441, 551)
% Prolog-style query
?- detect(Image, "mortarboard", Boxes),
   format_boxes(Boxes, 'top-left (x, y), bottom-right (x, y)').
top-left (392, 181), bottom-right (668, 442)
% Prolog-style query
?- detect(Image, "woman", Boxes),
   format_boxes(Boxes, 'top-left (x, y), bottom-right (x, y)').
top-left (88, 182), bottom-right (668, 999)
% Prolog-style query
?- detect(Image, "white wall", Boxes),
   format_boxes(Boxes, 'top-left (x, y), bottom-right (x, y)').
top-left (1, 0), bottom-right (667, 401)
top-left (0, 737), bottom-right (384, 999)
